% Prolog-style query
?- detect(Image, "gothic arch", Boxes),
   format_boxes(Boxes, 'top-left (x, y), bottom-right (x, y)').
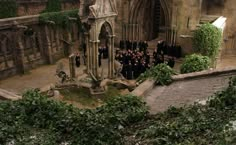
top-left (0, 34), bottom-right (11, 54)
top-left (129, 0), bottom-right (171, 40)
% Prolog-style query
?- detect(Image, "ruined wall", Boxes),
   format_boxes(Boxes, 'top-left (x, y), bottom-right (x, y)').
top-left (0, 16), bottom-right (80, 80)
top-left (173, 0), bottom-right (202, 55)
top-left (16, 0), bottom-right (80, 16)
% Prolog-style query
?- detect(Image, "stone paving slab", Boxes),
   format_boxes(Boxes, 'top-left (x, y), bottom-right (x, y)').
top-left (145, 73), bottom-right (235, 114)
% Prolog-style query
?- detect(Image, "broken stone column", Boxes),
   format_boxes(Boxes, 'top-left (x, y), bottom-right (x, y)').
top-left (69, 54), bottom-right (76, 78)
top-left (16, 37), bottom-right (26, 74)
top-left (44, 26), bottom-right (53, 64)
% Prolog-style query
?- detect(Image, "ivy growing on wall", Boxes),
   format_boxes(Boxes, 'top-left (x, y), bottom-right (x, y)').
top-left (193, 23), bottom-right (222, 58)
top-left (39, 9), bottom-right (81, 30)
top-left (43, 0), bottom-right (62, 13)
top-left (0, 0), bottom-right (17, 19)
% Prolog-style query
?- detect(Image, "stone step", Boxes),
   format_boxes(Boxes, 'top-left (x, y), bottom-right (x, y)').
top-left (0, 88), bottom-right (22, 100)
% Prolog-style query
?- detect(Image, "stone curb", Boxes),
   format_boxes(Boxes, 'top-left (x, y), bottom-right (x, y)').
top-left (132, 67), bottom-right (236, 97)
top-left (0, 88), bottom-right (22, 101)
top-left (172, 67), bottom-right (236, 81)
top-left (131, 79), bottom-right (155, 97)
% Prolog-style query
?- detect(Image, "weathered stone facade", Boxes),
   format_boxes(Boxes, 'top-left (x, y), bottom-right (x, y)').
top-left (113, 0), bottom-right (236, 55)
top-left (0, 15), bottom-right (79, 80)
top-left (16, 0), bottom-right (80, 16)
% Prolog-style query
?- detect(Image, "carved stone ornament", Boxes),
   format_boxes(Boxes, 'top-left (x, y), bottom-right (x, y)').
top-left (89, 0), bottom-right (118, 18)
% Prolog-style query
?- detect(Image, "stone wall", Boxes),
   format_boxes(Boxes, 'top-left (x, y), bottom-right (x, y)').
top-left (16, 0), bottom-right (80, 16)
top-left (113, 0), bottom-right (236, 55)
top-left (0, 15), bottom-right (80, 80)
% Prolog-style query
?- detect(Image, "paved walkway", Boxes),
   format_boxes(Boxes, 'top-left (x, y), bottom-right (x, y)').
top-left (0, 59), bottom-right (85, 94)
top-left (145, 73), bottom-right (235, 114)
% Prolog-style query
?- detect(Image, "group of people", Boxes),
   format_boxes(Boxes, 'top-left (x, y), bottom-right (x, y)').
top-left (153, 40), bottom-right (176, 68)
top-left (119, 40), bottom-right (149, 52)
top-left (75, 39), bottom-right (181, 80)
top-left (98, 45), bottom-right (109, 67)
top-left (115, 39), bottom-right (179, 80)
top-left (115, 49), bottom-right (151, 80)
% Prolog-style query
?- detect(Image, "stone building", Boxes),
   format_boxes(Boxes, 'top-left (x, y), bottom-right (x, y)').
top-left (0, 0), bottom-right (235, 79)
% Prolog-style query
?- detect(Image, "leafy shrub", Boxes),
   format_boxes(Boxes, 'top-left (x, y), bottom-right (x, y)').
top-left (43, 0), bottom-right (61, 13)
top-left (133, 77), bottom-right (236, 145)
top-left (137, 63), bottom-right (176, 85)
top-left (193, 23), bottom-right (222, 58)
top-left (180, 54), bottom-right (210, 74)
top-left (209, 76), bottom-right (236, 109)
top-left (39, 9), bottom-right (81, 30)
top-left (0, 0), bottom-right (17, 19)
top-left (0, 90), bottom-right (147, 145)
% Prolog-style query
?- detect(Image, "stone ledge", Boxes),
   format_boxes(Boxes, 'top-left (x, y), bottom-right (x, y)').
top-left (172, 67), bottom-right (236, 81)
top-left (132, 67), bottom-right (236, 97)
top-left (0, 15), bottom-right (39, 30)
top-left (0, 88), bottom-right (22, 100)
top-left (131, 79), bottom-right (155, 97)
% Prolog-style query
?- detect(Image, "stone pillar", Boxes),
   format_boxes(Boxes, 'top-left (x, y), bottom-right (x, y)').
top-left (67, 31), bottom-right (73, 55)
top-left (16, 36), bottom-right (26, 74)
top-left (69, 54), bottom-right (76, 78)
top-left (94, 40), bottom-right (99, 77)
top-left (84, 33), bottom-right (90, 73)
top-left (108, 35), bottom-right (115, 78)
top-left (89, 40), bottom-right (99, 77)
top-left (44, 26), bottom-right (53, 64)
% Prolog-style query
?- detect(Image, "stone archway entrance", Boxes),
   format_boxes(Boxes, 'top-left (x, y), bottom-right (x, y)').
top-left (83, 0), bottom-right (117, 79)
top-left (98, 22), bottom-right (114, 78)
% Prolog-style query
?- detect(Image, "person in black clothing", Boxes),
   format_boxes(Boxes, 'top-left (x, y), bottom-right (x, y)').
top-left (82, 42), bottom-right (86, 56)
top-left (167, 56), bottom-right (175, 68)
top-left (98, 53), bottom-right (102, 67)
top-left (143, 41), bottom-right (148, 54)
top-left (75, 53), bottom-right (80, 67)
top-left (127, 61), bottom-right (133, 80)
top-left (120, 40), bottom-right (125, 49)
top-left (133, 40), bottom-right (137, 51)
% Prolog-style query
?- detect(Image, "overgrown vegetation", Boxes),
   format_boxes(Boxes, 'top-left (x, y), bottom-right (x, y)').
top-left (42, 0), bottom-right (61, 13)
top-left (137, 63), bottom-right (176, 85)
top-left (59, 86), bottom-right (121, 108)
top-left (193, 23), bottom-right (222, 58)
top-left (0, 91), bottom-right (147, 145)
top-left (1, 77), bottom-right (236, 144)
top-left (126, 76), bottom-right (236, 144)
top-left (180, 54), bottom-right (211, 74)
top-left (39, 9), bottom-right (81, 30)
top-left (0, 0), bottom-right (17, 19)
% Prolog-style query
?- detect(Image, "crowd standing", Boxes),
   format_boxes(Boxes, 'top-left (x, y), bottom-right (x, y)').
top-left (116, 39), bottom-right (180, 80)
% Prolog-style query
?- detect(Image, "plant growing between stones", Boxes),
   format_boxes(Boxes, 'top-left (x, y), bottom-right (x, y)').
top-left (193, 23), bottom-right (222, 59)
top-left (137, 63), bottom-right (176, 85)
top-left (180, 54), bottom-right (210, 74)
top-left (39, 9), bottom-right (81, 30)
top-left (1, 77), bottom-right (236, 144)
top-left (0, 0), bottom-right (17, 19)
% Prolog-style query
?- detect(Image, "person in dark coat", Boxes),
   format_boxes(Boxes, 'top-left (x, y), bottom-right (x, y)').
top-left (143, 41), bottom-right (148, 54)
top-left (98, 53), bottom-right (102, 67)
top-left (75, 53), bottom-right (80, 67)
top-left (133, 40), bottom-right (137, 51)
top-left (127, 61), bottom-right (133, 80)
top-left (82, 42), bottom-right (86, 56)
top-left (167, 57), bottom-right (175, 68)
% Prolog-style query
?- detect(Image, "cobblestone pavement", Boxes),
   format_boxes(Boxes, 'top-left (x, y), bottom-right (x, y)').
top-left (144, 74), bottom-right (236, 114)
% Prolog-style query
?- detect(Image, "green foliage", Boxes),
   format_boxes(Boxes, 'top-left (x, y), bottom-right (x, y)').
top-left (0, 90), bottom-right (147, 145)
top-left (43, 0), bottom-right (61, 13)
top-left (209, 76), bottom-right (236, 109)
top-left (193, 23), bottom-right (222, 58)
top-left (39, 9), bottom-right (81, 30)
top-left (0, 0), bottom-right (17, 19)
top-left (137, 63), bottom-right (176, 85)
top-left (180, 54), bottom-right (210, 74)
top-left (131, 77), bottom-right (236, 145)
